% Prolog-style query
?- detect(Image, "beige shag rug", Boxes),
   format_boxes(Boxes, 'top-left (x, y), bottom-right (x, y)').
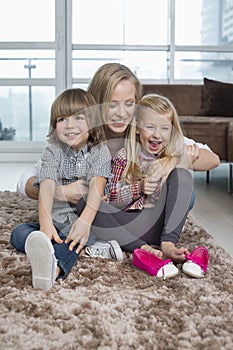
top-left (0, 191), bottom-right (233, 350)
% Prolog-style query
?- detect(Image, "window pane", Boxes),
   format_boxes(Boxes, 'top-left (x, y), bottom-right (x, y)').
top-left (175, 51), bottom-right (233, 81)
top-left (175, 0), bottom-right (231, 46)
top-left (0, 0), bottom-right (55, 41)
top-left (73, 50), bottom-right (168, 80)
top-left (125, 0), bottom-right (168, 45)
top-left (73, 0), bottom-right (168, 45)
top-left (32, 87), bottom-right (54, 141)
top-left (73, 0), bottom-right (123, 44)
top-left (0, 51), bottom-right (55, 79)
top-left (0, 87), bottom-right (54, 142)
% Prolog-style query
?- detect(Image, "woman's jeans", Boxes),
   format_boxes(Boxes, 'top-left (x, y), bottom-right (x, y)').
top-left (10, 222), bottom-right (96, 278)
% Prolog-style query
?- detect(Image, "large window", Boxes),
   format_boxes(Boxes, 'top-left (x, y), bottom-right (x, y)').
top-left (0, 0), bottom-right (233, 150)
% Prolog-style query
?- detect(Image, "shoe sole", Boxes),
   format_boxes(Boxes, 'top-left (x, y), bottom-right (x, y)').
top-left (25, 231), bottom-right (57, 290)
top-left (132, 264), bottom-right (179, 279)
top-left (182, 261), bottom-right (204, 278)
top-left (108, 240), bottom-right (124, 261)
top-left (156, 263), bottom-right (179, 279)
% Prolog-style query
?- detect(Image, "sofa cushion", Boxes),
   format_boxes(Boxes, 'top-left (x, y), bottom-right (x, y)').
top-left (202, 78), bottom-right (233, 117)
top-left (142, 84), bottom-right (202, 116)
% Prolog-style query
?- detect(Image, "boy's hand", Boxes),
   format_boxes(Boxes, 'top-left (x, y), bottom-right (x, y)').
top-left (65, 218), bottom-right (90, 254)
top-left (40, 223), bottom-right (63, 244)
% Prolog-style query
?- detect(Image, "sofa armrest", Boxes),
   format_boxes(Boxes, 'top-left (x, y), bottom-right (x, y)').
top-left (179, 116), bottom-right (233, 161)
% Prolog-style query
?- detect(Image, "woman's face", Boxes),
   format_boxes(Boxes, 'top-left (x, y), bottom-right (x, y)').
top-left (105, 79), bottom-right (136, 135)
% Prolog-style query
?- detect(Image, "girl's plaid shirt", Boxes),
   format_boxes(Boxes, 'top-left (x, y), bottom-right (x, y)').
top-left (107, 148), bottom-right (144, 211)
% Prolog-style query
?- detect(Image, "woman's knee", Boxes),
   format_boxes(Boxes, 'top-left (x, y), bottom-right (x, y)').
top-left (167, 168), bottom-right (193, 189)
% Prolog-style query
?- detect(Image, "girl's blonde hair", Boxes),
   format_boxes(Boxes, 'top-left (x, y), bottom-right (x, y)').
top-left (87, 63), bottom-right (142, 144)
top-left (47, 88), bottom-right (105, 150)
top-left (123, 93), bottom-right (184, 183)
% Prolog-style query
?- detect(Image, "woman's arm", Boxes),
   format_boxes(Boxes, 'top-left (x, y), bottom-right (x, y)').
top-left (54, 179), bottom-right (89, 204)
top-left (17, 160), bottom-right (41, 199)
top-left (18, 163), bottom-right (88, 202)
top-left (183, 136), bottom-right (220, 171)
top-left (24, 177), bottom-right (89, 202)
top-left (25, 176), bottom-right (39, 199)
top-left (192, 148), bottom-right (220, 171)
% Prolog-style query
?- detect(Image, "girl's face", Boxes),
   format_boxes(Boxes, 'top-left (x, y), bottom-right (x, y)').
top-left (56, 114), bottom-right (89, 150)
top-left (137, 108), bottom-right (172, 156)
top-left (105, 79), bottom-right (136, 135)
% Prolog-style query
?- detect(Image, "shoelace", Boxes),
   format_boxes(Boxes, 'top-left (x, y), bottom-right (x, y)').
top-left (87, 247), bottom-right (110, 259)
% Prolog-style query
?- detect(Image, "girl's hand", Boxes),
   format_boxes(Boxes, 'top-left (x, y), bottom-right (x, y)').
top-left (140, 175), bottom-right (161, 195)
top-left (40, 223), bottom-right (63, 244)
top-left (65, 218), bottom-right (90, 254)
top-left (161, 242), bottom-right (189, 263)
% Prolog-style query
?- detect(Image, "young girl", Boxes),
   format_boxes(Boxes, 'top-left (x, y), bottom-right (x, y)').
top-left (104, 93), bottom-right (196, 262)
top-left (10, 88), bottom-right (122, 290)
top-left (107, 92), bottom-right (209, 279)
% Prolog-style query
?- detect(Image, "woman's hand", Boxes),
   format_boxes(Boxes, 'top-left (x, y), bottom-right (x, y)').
top-left (65, 218), bottom-right (91, 254)
top-left (55, 179), bottom-right (89, 204)
top-left (178, 144), bottom-right (200, 169)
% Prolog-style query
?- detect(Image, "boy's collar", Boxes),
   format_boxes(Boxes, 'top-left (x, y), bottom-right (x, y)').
top-left (64, 143), bottom-right (88, 157)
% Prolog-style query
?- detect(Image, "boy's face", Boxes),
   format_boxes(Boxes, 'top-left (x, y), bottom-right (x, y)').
top-left (56, 114), bottom-right (89, 150)
top-left (137, 109), bottom-right (172, 156)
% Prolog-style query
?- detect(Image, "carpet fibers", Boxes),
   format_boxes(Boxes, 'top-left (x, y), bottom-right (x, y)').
top-left (0, 191), bottom-right (233, 350)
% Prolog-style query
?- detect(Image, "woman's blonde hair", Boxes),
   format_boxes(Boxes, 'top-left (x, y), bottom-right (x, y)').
top-left (123, 93), bottom-right (184, 183)
top-left (87, 63), bottom-right (142, 143)
top-left (47, 88), bottom-right (105, 150)
top-left (88, 63), bottom-right (142, 105)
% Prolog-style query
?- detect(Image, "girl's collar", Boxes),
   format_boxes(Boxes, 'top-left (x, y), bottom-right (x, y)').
top-left (139, 150), bottom-right (159, 162)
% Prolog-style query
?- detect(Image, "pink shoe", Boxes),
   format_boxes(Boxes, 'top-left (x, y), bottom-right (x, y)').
top-left (182, 246), bottom-right (209, 278)
top-left (132, 248), bottom-right (178, 280)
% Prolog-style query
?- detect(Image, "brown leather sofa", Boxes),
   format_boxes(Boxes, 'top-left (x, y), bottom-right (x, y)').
top-left (142, 82), bottom-right (233, 193)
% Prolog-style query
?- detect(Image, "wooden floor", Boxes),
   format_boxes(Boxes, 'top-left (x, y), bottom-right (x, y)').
top-left (0, 161), bottom-right (232, 257)
top-left (192, 163), bottom-right (233, 257)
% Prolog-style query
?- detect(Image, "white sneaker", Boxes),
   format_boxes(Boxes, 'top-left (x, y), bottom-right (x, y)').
top-left (25, 231), bottom-right (57, 290)
top-left (85, 240), bottom-right (123, 261)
